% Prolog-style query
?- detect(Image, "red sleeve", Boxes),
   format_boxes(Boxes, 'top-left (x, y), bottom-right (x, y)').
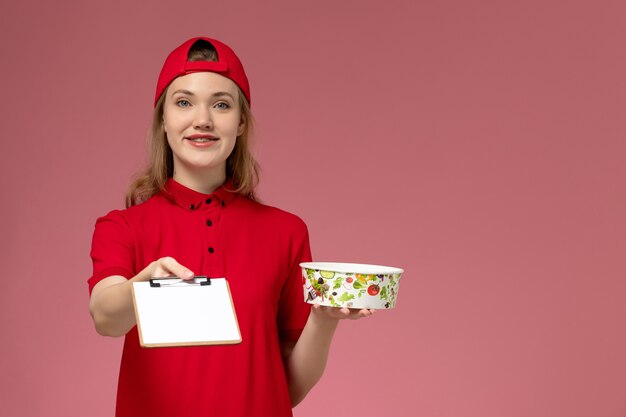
top-left (87, 210), bottom-right (136, 295)
top-left (276, 220), bottom-right (312, 341)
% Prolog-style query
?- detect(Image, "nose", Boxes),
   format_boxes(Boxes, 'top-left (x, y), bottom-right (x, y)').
top-left (193, 106), bottom-right (213, 129)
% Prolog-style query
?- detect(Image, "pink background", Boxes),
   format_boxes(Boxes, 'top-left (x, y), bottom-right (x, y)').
top-left (2, 0), bottom-right (625, 416)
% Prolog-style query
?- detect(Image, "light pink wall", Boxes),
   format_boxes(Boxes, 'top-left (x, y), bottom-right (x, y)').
top-left (2, 1), bottom-right (625, 416)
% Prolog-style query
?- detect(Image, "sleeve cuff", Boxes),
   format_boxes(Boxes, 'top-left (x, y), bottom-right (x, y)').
top-left (88, 266), bottom-right (134, 295)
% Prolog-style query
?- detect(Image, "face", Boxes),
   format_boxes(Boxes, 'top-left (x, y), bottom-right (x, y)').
top-left (162, 72), bottom-right (245, 184)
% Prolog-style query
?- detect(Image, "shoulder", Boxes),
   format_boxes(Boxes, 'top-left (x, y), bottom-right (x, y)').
top-left (94, 194), bottom-right (165, 230)
top-left (231, 198), bottom-right (309, 247)
top-left (236, 197), bottom-right (308, 232)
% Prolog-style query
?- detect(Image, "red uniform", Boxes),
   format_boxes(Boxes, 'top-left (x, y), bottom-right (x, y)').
top-left (88, 179), bottom-right (311, 417)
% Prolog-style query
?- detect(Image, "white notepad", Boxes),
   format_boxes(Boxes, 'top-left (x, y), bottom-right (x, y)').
top-left (131, 277), bottom-right (241, 348)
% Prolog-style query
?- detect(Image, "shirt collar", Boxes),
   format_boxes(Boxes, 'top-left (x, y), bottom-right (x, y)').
top-left (162, 178), bottom-right (238, 211)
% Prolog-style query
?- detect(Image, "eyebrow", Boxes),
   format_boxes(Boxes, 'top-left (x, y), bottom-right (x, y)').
top-left (171, 89), bottom-right (235, 100)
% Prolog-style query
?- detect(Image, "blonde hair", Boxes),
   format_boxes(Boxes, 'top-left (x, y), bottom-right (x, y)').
top-left (125, 41), bottom-right (260, 207)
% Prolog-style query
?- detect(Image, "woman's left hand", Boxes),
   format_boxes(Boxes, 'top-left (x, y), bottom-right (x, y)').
top-left (310, 304), bottom-right (376, 321)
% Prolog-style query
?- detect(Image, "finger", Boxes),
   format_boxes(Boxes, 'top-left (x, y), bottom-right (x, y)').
top-left (135, 263), bottom-right (161, 282)
top-left (139, 257), bottom-right (194, 281)
top-left (352, 309), bottom-right (373, 320)
top-left (351, 310), bottom-right (366, 320)
top-left (159, 257), bottom-right (195, 280)
top-left (345, 307), bottom-right (366, 319)
top-left (339, 307), bottom-right (351, 317)
top-left (320, 305), bottom-right (341, 318)
top-left (316, 305), bottom-right (345, 320)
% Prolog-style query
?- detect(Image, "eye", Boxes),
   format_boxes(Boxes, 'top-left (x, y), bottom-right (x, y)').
top-left (214, 102), bottom-right (231, 110)
top-left (176, 99), bottom-right (191, 108)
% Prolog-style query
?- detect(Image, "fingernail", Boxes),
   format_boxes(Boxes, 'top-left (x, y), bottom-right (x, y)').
top-left (184, 270), bottom-right (194, 279)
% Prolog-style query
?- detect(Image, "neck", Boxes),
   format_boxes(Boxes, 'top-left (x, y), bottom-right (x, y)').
top-left (173, 167), bottom-right (227, 194)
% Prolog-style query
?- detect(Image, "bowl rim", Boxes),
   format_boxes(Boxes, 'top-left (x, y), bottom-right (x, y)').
top-left (300, 262), bottom-right (404, 275)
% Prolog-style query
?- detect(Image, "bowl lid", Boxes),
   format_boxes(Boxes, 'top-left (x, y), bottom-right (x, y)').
top-left (300, 262), bottom-right (403, 275)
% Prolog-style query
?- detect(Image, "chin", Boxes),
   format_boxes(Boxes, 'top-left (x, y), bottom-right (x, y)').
top-left (188, 160), bottom-right (227, 172)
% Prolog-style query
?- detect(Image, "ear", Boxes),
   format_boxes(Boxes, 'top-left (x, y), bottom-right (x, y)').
top-left (237, 114), bottom-right (246, 136)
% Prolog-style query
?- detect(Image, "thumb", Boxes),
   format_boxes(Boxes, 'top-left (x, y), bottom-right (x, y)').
top-left (134, 257), bottom-right (194, 282)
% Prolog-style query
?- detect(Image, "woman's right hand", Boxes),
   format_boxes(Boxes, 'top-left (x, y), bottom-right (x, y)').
top-left (132, 256), bottom-right (195, 282)
top-left (90, 256), bottom-right (194, 337)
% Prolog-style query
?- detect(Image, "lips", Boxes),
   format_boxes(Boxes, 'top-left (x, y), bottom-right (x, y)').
top-left (186, 134), bottom-right (219, 143)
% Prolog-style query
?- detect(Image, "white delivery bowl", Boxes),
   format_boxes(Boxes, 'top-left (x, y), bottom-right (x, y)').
top-left (300, 262), bottom-right (403, 309)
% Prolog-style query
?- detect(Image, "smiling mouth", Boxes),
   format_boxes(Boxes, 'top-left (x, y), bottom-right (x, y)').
top-left (186, 137), bottom-right (219, 143)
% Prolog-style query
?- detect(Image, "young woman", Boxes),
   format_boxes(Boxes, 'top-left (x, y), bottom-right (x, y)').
top-left (88, 37), bottom-right (374, 417)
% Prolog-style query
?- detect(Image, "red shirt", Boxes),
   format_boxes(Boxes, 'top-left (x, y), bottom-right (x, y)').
top-left (88, 179), bottom-right (312, 417)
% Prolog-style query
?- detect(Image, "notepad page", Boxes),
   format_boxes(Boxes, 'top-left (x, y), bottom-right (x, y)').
top-left (133, 278), bottom-right (240, 345)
